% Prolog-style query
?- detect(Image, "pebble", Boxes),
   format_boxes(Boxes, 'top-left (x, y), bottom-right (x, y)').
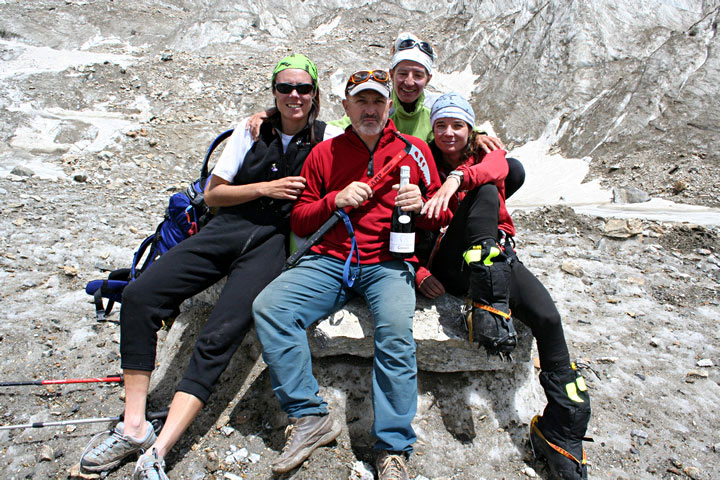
top-left (696, 358), bottom-right (714, 367)
top-left (68, 463), bottom-right (100, 479)
top-left (11, 165), bottom-right (35, 177)
top-left (349, 460), bottom-right (375, 480)
top-left (220, 425), bottom-right (235, 436)
top-left (561, 261), bottom-right (584, 277)
top-left (631, 429), bottom-right (649, 445)
top-left (522, 466), bottom-right (537, 477)
top-left (596, 357), bottom-right (617, 364)
top-left (39, 445), bottom-right (55, 461)
top-left (686, 370), bottom-right (709, 380)
top-left (684, 466), bottom-right (701, 479)
top-left (224, 445), bottom-right (248, 464)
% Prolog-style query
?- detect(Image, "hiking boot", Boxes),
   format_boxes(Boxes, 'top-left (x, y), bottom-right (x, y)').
top-left (530, 365), bottom-right (591, 480)
top-left (134, 448), bottom-right (169, 480)
top-left (464, 238), bottom-right (516, 360)
top-left (376, 450), bottom-right (409, 480)
top-left (271, 414), bottom-right (341, 474)
top-left (530, 415), bottom-right (587, 479)
top-left (80, 421), bottom-right (156, 472)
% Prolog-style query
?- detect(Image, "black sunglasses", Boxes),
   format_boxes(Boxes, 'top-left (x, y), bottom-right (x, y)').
top-left (274, 82), bottom-right (315, 95)
top-left (397, 39), bottom-right (435, 59)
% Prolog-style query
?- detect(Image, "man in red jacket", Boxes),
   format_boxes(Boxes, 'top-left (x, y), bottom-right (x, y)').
top-left (252, 70), bottom-right (449, 480)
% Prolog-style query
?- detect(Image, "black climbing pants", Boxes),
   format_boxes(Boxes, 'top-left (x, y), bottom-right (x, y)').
top-left (120, 208), bottom-right (287, 404)
top-left (429, 183), bottom-right (571, 371)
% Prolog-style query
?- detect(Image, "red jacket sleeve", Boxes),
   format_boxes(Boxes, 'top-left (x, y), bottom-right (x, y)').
top-left (457, 149), bottom-right (509, 190)
top-left (290, 148), bottom-right (339, 237)
top-left (415, 265), bottom-right (433, 288)
top-left (413, 139), bottom-right (453, 230)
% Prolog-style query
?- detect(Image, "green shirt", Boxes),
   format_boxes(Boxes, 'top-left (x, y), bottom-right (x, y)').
top-left (328, 90), bottom-right (433, 143)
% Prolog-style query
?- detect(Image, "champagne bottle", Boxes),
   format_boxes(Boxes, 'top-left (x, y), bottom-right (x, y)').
top-left (389, 165), bottom-right (415, 258)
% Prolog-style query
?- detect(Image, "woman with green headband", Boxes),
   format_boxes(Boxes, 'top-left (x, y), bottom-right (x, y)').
top-left (79, 54), bottom-right (342, 480)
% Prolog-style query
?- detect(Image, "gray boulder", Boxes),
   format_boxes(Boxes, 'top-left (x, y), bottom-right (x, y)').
top-left (151, 278), bottom-right (532, 392)
top-left (612, 186), bottom-right (651, 204)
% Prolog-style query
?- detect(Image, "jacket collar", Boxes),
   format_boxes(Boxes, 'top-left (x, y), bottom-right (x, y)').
top-left (390, 89), bottom-right (426, 119)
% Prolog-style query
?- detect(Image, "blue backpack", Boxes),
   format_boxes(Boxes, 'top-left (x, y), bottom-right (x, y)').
top-left (85, 129), bottom-right (233, 322)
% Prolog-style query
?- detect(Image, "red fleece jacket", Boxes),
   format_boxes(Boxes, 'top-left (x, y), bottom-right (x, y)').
top-left (291, 120), bottom-right (450, 264)
top-left (414, 148), bottom-right (517, 288)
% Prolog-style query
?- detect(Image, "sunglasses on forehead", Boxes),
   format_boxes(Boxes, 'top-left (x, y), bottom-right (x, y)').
top-left (274, 82), bottom-right (315, 95)
top-left (397, 39), bottom-right (435, 59)
top-left (347, 70), bottom-right (390, 86)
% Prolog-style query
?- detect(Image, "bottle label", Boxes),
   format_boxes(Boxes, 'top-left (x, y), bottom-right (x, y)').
top-left (390, 232), bottom-right (415, 253)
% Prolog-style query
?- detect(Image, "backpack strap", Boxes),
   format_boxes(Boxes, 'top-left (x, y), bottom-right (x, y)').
top-left (200, 129), bottom-right (234, 187)
top-left (313, 121), bottom-right (327, 144)
top-left (85, 278), bottom-right (128, 323)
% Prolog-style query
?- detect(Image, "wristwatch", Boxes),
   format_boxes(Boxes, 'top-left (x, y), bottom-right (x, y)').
top-left (448, 170), bottom-right (464, 187)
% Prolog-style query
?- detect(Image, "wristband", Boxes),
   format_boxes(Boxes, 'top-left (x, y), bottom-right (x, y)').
top-left (448, 170), bottom-right (464, 187)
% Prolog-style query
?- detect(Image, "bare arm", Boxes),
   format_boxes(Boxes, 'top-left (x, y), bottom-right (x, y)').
top-left (246, 108), bottom-right (277, 141)
top-left (204, 174), bottom-right (306, 208)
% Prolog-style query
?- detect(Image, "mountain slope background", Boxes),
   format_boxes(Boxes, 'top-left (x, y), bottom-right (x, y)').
top-left (0, 1), bottom-right (718, 479)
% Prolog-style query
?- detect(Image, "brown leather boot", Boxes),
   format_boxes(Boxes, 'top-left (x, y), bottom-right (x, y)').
top-left (271, 414), bottom-right (341, 474)
top-left (376, 450), bottom-right (409, 480)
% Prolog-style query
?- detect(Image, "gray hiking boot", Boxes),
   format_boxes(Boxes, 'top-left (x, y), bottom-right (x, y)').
top-left (80, 421), bottom-right (156, 472)
top-left (376, 450), bottom-right (409, 480)
top-left (271, 414), bottom-right (341, 474)
top-left (134, 448), bottom-right (170, 480)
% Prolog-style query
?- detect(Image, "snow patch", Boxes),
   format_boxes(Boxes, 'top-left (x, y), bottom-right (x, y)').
top-left (0, 40), bottom-right (137, 79)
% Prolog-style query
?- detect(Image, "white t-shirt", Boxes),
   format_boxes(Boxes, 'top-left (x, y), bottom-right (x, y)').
top-left (211, 118), bottom-right (343, 183)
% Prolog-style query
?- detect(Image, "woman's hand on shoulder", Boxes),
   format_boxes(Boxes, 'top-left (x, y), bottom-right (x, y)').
top-left (260, 176), bottom-right (306, 200)
top-left (474, 134), bottom-right (504, 154)
top-left (246, 108), bottom-right (275, 141)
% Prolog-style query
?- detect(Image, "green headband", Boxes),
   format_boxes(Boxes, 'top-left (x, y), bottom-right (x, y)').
top-left (271, 54), bottom-right (318, 86)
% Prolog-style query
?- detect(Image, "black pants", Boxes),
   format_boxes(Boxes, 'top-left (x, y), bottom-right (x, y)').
top-left (429, 184), bottom-right (570, 371)
top-left (120, 209), bottom-right (287, 404)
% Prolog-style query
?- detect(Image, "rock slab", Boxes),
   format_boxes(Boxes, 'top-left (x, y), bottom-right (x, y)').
top-left (159, 280), bottom-right (532, 374)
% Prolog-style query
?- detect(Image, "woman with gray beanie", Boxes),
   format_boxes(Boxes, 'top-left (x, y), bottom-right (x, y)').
top-left (418, 92), bottom-right (592, 480)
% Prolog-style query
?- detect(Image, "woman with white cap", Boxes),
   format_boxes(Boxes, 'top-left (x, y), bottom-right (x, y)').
top-left (419, 92), bottom-right (592, 480)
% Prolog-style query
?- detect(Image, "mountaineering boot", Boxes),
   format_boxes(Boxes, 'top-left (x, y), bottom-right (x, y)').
top-left (134, 447), bottom-right (170, 480)
top-left (530, 364), bottom-right (591, 479)
top-left (271, 414), bottom-right (342, 474)
top-left (80, 420), bottom-right (156, 472)
top-left (376, 450), bottom-right (409, 480)
top-left (464, 238), bottom-right (517, 360)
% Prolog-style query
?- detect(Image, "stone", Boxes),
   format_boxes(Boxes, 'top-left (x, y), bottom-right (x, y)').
top-left (631, 429), bottom-right (649, 446)
top-left (308, 295), bottom-right (532, 372)
top-left (696, 358), bottom-right (714, 367)
top-left (684, 466), bottom-right (701, 479)
top-left (68, 464), bottom-right (100, 479)
top-left (157, 281), bottom-right (532, 374)
top-left (522, 466), bottom-right (537, 477)
top-left (39, 445), bottom-right (54, 461)
top-left (560, 261), bottom-right (584, 277)
top-left (612, 186), bottom-right (650, 204)
top-left (349, 460), bottom-right (375, 480)
top-left (603, 218), bottom-right (644, 238)
top-left (11, 165), bottom-right (34, 177)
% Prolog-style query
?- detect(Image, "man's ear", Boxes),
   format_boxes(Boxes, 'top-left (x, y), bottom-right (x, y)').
top-left (342, 98), bottom-right (349, 114)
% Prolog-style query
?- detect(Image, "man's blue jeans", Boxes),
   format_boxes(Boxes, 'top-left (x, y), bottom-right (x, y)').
top-left (253, 254), bottom-right (417, 453)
